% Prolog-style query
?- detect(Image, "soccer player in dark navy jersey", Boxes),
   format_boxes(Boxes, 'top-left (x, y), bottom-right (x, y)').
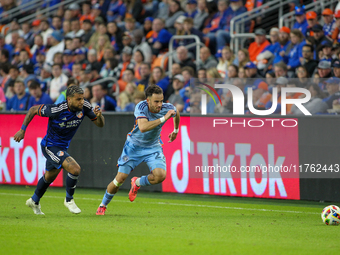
top-left (96, 85), bottom-right (180, 215)
top-left (14, 86), bottom-right (105, 215)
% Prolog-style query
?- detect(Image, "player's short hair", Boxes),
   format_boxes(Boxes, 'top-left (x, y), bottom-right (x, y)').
top-left (66, 85), bottom-right (83, 98)
top-left (145, 85), bottom-right (163, 98)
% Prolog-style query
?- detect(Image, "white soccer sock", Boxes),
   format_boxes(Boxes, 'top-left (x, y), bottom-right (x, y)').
top-left (135, 178), bottom-right (141, 187)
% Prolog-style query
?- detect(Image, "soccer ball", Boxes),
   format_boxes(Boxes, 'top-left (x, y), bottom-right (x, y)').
top-left (321, 205), bottom-right (340, 225)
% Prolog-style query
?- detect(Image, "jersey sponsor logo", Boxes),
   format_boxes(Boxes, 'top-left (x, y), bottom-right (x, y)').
top-left (59, 122), bottom-right (66, 127)
top-left (62, 117), bottom-right (67, 121)
top-left (66, 119), bottom-right (82, 128)
top-left (76, 111), bottom-right (83, 118)
top-left (57, 151), bottom-right (64, 157)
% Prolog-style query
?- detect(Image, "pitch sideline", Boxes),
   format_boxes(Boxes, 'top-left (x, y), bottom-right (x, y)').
top-left (0, 192), bottom-right (320, 215)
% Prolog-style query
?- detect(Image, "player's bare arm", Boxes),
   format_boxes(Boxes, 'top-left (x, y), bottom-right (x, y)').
top-left (93, 105), bottom-right (105, 127)
top-left (168, 109), bottom-right (180, 143)
top-left (13, 105), bottom-right (41, 142)
top-left (138, 109), bottom-right (176, 133)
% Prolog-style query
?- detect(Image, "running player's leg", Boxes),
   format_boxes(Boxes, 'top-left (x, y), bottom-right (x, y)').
top-left (140, 167), bottom-right (166, 185)
top-left (98, 171), bottom-right (128, 208)
top-left (97, 141), bottom-right (138, 215)
top-left (62, 156), bottom-right (81, 201)
top-left (31, 168), bottom-right (61, 204)
top-left (27, 145), bottom-right (64, 215)
top-left (62, 156), bottom-right (82, 213)
top-left (96, 168), bottom-right (131, 215)
top-left (27, 168), bottom-right (62, 215)
top-left (129, 147), bottom-right (166, 202)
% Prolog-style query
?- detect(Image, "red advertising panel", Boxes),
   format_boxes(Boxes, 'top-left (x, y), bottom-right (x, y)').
top-left (0, 114), bottom-right (63, 186)
top-left (162, 117), bottom-right (300, 200)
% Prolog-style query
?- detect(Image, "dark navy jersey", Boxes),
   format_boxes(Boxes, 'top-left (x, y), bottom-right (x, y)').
top-left (38, 100), bottom-right (97, 150)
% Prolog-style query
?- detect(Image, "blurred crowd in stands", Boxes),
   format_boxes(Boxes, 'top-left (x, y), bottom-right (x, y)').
top-left (0, 0), bottom-right (340, 115)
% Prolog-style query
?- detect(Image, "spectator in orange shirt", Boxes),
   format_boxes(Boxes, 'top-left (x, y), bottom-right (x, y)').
top-left (286, 80), bottom-right (303, 113)
top-left (331, 10), bottom-right (340, 44)
top-left (80, 2), bottom-right (95, 24)
top-left (251, 80), bottom-right (271, 110)
top-left (68, 3), bottom-right (82, 19)
top-left (249, 28), bottom-right (270, 62)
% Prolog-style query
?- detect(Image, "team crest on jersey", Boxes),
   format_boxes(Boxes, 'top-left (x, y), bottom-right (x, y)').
top-left (57, 151), bottom-right (64, 157)
top-left (76, 111), bottom-right (83, 118)
top-left (123, 156), bottom-right (129, 162)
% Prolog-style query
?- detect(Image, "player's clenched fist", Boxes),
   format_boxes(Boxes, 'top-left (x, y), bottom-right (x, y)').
top-left (164, 110), bottom-right (176, 121)
top-left (93, 106), bottom-right (102, 117)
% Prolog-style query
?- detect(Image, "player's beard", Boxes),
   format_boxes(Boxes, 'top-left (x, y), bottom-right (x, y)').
top-left (69, 104), bottom-right (83, 112)
top-left (154, 106), bottom-right (161, 113)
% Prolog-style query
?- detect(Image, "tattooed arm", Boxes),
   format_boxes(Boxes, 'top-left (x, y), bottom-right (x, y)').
top-left (13, 105), bottom-right (40, 142)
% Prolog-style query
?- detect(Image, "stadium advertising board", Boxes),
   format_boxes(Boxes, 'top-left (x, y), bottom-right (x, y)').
top-left (162, 116), bottom-right (300, 200)
top-left (0, 114), bottom-right (63, 186)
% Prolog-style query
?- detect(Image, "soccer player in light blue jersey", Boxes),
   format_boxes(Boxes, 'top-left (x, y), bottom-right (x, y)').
top-left (13, 86), bottom-right (105, 215)
top-left (96, 85), bottom-right (180, 215)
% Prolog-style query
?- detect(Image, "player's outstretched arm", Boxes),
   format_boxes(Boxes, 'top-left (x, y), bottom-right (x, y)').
top-left (92, 105), bottom-right (105, 127)
top-left (138, 109), bottom-right (176, 133)
top-left (168, 109), bottom-right (180, 143)
top-left (13, 105), bottom-right (40, 142)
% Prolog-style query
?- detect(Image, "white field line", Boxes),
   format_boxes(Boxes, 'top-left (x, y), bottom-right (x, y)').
top-left (0, 192), bottom-right (320, 215)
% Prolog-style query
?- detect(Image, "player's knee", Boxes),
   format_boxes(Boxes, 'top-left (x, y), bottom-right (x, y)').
top-left (115, 173), bottom-right (128, 184)
top-left (155, 171), bottom-right (166, 183)
top-left (72, 165), bottom-right (81, 176)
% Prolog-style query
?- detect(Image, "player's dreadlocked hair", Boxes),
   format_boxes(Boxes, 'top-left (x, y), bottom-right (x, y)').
top-left (66, 85), bottom-right (84, 98)
top-left (145, 85), bottom-right (163, 98)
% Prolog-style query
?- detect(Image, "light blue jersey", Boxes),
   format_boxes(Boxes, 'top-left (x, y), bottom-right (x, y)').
top-left (117, 100), bottom-right (176, 174)
top-left (127, 100), bottom-right (177, 148)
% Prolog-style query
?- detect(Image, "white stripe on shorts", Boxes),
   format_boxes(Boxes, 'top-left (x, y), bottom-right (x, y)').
top-left (45, 147), bottom-right (60, 163)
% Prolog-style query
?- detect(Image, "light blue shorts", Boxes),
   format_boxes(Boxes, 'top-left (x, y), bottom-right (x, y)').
top-left (117, 140), bottom-right (166, 174)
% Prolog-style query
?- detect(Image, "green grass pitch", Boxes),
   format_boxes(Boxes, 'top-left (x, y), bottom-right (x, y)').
top-left (0, 185), bottom-right (339, 255)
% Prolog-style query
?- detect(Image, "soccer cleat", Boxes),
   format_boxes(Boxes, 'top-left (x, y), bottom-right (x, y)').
top-left (64, 199), bottom-right (81, 214)
top-left (26, 198), bottom-right (45, 215)
top-left (129, 177), bottom-right (140, 202)
top-left (96, 205), bottom-right (107, 215)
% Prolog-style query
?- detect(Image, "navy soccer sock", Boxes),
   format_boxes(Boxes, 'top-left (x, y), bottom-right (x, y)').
top-left (66, 173), bottom-right (79, 202)
top-left (31, 175), bottom-right (51, 204)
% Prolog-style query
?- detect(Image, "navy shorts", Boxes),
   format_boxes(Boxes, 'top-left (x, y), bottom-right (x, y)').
top-left (41, 145), bottom-right (70, 171)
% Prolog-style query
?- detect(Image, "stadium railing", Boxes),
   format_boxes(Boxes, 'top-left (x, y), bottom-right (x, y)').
top-left (279, 0), bottom-right (338, 29)
top-left (230, 0), bottom-right (294, 54)
top-left (0, 0), bottom-right (44, 20)
top-left (88, 77), bottom-right (119, 97)
top-left (18, 0), bottom-right (85, 24)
